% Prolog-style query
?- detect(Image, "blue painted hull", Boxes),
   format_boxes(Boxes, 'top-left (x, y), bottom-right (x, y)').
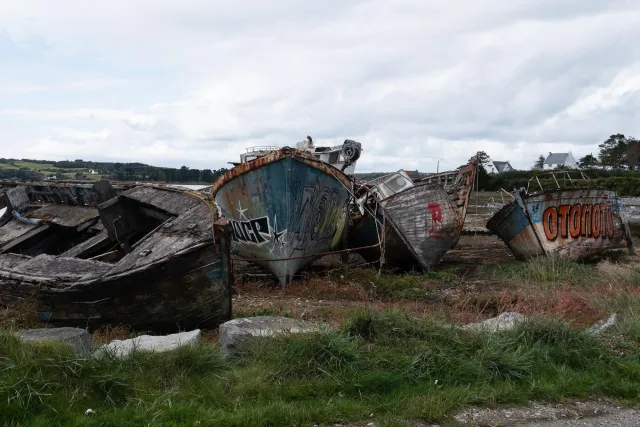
top-left (213, 152), bottom-right (352, 286)
top-left (487, 189), bottom-right (629, 260)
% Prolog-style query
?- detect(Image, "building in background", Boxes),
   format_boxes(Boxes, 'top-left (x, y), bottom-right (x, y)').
top-left (543, 152), bottom-right (578, 170)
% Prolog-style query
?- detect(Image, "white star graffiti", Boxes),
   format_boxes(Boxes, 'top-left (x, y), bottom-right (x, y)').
top-left (236, 201), bottom-right (248, 220)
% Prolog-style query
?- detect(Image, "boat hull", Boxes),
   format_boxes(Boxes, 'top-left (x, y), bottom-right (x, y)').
top-left (0, 243), bottom-right (232, 332)
top-left (0, 185), bottom-right (234, 332)
top-left (350, 184), bottom-right (467, 269)
top-left (212, 149), bottom-right (352, 286)
top-left (349, 162), bottom-right (477, 270)
top-left (487, 189), bottom-right (629, 260)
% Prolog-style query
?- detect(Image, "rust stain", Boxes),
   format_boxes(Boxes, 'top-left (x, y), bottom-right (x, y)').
top-left (210, 148), bottom-right (353, 198)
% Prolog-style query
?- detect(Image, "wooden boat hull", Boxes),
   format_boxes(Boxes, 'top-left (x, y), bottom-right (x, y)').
top-left (349, 162), bottom-right (477, 270)
top-left (0, 242), bottom-right (232, 332)
top-left (212, 149), bottom-right (352, 286)
top-left (486, 189), bottom-right (629, 260)
top-left (0, 183), bottom-right (233, 332)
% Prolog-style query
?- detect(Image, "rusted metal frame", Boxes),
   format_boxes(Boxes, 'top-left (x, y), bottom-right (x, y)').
top-left (488, 188), bottom-right (515, 207)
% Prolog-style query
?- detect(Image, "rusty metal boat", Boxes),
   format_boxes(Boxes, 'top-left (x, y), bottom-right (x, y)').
top-left (486, 171), bottom-right (634, 260)
top-left (212, 141), bottom-right (361, 286)
top-left (348, 159), bottom-right (478, 270)
top-left (0, 180), bottom-right (232, 331)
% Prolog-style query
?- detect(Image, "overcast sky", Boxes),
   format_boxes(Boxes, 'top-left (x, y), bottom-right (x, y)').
top-left (1, 1), bottom-right (639, 173)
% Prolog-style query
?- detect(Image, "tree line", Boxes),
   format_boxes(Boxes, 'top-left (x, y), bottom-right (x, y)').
top-left (0, 158), bottom-right (228, 183)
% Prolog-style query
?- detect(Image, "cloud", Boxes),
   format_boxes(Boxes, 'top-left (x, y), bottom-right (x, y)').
top-left (1, 0), bottom-right (640, 172)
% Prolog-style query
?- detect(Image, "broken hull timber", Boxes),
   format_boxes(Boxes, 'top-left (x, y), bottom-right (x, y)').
top-left (0, 243), bottom-right (231, 331)
top-left (350, 162), bottom-right (477, 270)
top-left (212, 148), bottom-right (352, 286)
top-left (486, 189), bottom-right (628, 260)
top-left (0, 183), bottom-right (233, 332)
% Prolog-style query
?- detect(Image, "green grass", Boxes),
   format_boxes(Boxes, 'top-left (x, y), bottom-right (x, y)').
top-left (13, 161), bottom-right (56, 171)
top-left (2, 310), bottom-right (639, 426)
top-left (4, 161), bottom-right (103, 181)
top-left (328, 266), bottom-right (462, 301)
top-left (488, 256), bottom-right (595, 287)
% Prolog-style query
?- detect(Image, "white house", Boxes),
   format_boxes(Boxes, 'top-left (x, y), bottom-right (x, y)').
top-left (89, 169), bottom-right (99, 175)
top-left (543, 152), bottom-right (578, 170)
top-left (489, 160), bottom-right (513, 174)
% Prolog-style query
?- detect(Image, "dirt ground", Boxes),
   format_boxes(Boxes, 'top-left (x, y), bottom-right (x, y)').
top-left (232, 235), bottom-right (520, 326)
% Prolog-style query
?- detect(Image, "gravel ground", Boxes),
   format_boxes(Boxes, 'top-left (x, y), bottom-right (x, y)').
top-left (453, 401), bottom-right (640, 426)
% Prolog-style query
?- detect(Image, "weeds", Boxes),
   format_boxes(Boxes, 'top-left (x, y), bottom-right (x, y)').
top-left (0, 309), bottom-right (639, 426)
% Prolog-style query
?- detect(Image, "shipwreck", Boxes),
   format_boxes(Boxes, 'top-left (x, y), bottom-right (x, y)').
top-left (212, 138), bottom-right (362, 286)
top-left (486, 171), bottom-right (635, 260)
top-left (348, 159), bottom-right (478, 270)
top-left (0, 180), bottom-right (232, 331)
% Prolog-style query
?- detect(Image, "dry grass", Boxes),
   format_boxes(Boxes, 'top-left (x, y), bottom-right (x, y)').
top-left (0, 297), bottom-right (43, 332)
top-left (232, 251), bottom-right (640, 333)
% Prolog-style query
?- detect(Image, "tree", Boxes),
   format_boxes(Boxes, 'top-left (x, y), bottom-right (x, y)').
top-left (579, 153), bottom-right (599, 169)
top-left (625, 138), bottom-right (640, 170)
top-left (599, 134), bottom-right (628, 169)
top-left (200, 169), bottom-right (214, 182)
top-left (469, 151), bottom-right (491, 167)
top-left (533, 155), bottom-right (545, 170)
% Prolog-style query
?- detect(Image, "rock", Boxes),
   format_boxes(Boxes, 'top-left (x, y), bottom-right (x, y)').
top-left (219, 316), bottom-right (321, 356)
top-left (97, 329), bottom-right (201, 358)
top-left (464, 312), bottom-right (527, 333)
top-left (15, 327), bottom-right (91, 356)
top-left (586, 314), bottom-right (619, 336)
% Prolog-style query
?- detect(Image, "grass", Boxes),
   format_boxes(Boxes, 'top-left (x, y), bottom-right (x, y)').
top-left (3, 244), bottom-right (640, 425)
top-left (6, 161), bottom-right (95, 180)
top-left (12, 161), bottom-right (57, 171)
top-left (1, 310), bottom-right (639, 426)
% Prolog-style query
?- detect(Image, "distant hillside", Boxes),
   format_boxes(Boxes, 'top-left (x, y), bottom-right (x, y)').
top-left (0, 158), bottom-right (228, 184)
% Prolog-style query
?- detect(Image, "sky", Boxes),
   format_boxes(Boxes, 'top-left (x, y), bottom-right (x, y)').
top-left (1, 0), bottom-right (640, 174)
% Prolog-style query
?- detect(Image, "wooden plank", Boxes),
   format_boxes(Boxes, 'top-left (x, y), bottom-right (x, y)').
top-left (121, 187), bottom-right (200, 215)
top-left (62, 230), bottom-right (112, 258)
top-left (0, 224), bottom-right (50, 254)
top-left (25, 205), bottom-right (99, 228)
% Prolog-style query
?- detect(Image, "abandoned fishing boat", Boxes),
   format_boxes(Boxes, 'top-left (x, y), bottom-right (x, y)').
top-left (212, 139), bottom-right (362, 286)
top-left (486, 171), bottom-right (634, 260)
top-left (348, 159), bottom-right (478, 270)
top-left (0, 180), bottom-right (232, 331)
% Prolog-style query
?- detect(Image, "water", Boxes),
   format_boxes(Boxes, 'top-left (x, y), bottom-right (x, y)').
top-left (164, 184), bottom-right (211, 190)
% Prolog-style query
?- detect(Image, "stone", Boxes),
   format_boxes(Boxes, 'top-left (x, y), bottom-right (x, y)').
top-left (586, 313), bottom-right (619, 336)
top-left (15, 327), bottom-right (92, 356)
top-left (219, 316), bottom-right (321, 356)
top-left (97, 329), bottom-right (201, 358)
top-left (464, 312), bottom-right (527, 333)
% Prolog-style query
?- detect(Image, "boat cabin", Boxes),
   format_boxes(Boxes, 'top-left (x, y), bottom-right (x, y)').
top-left (228, 136), bottom-right (362, 175)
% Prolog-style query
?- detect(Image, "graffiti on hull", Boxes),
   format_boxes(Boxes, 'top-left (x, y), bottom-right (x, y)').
top-left (541, 202), bottom-right (616, 241)
top-left (426, 201), bottom-right (458, 239)
top-left (230, 201), bottom-right (287, 247)
top-left (427, 202), bottom-right (444, 238)
top-left (290, 184), bottom-right (345, 251)
top-left (228, 183), bottom-right (346, 253)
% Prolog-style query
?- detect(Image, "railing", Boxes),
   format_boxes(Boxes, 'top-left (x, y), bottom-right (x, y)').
top-left (525, 170), bottom-right (595, 194)
top-left (244, 146), bottom-right (279, 153)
